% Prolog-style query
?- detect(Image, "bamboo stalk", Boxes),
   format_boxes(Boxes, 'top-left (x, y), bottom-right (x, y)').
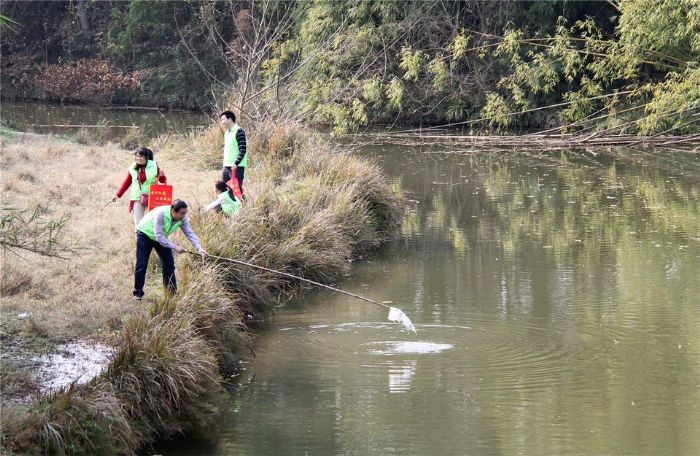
top-left (381, 91), bottom-right (635, 135)
top-left (375, 134), bottom-right (700, 149)
top-left (26, 124), bottom-right (138, 128)
top-left (625, 114), bottom-right (700, 146)
top-left (523, 102), bottom-right (649, 138)
top-left (659, 134), bottom-right (700, 146)
top-left (460, 27), bottom-right (687, 68)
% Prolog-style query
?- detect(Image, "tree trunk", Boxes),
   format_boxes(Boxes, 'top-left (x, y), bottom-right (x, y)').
top-left (76, 0), bottom-right (89, 32)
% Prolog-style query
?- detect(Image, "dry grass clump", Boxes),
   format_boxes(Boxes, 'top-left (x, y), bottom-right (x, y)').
top-left (72, 121), bottom-right (109, 145)
top-left (0, 266), bottom-right (33, 297)
top-left (191, 119), bottom-right (403, 315)
top-left (0, 142), bottom-right (30, 169)
top-left (154, 124), bottom-right (223, 170)
top-left (6, 312), bottom-right (222, 455)
top-left (0, 360), bottom-right (39, 401)
top-left (106, 314), bottom-right (223, 444)
top-left (3, 287), bottom-right (228, 456)
top-left (119, 126), bottom-right (149, 150)
top-left (248, 119), bottom-right (305, 161)
top-left (6, 382), bottom-right (136, 455)
top-left (295, 151), bottom-right (403, 237)
top-left (154, 263), bottom-right (251, 375)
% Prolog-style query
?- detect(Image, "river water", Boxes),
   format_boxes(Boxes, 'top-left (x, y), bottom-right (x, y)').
top-left (173, 145), bottom-right (699, 455)
top-left (0, 100), bottom-right (209, 137)
top-left (4, 103), bottom-right (699, 455)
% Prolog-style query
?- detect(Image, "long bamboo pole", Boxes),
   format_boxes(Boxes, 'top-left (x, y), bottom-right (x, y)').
top-left (193, 251), bottom-right (417, 332)
top-left (190, 251), bottom-right (392, 310)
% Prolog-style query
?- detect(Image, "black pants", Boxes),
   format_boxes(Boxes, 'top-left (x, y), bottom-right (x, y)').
top-left (221, 166), bottom-right (245, 197)
top-left (133, 231), bottom-right (176, 298)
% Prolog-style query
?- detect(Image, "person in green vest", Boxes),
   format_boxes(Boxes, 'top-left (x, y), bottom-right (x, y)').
top-left (219, 110), bottom-right (247, 198)
top-left (133, 199), bottom-right (207, 301)
top-left (112, 147), bottom-right (166, 227)
top-left (203, 180), bottom-right (242, 216)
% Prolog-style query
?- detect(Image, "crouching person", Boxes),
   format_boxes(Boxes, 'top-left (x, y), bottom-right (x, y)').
top-left (133, 199), bottom-right (207, 301)
top-left (203, 180), bottom-right (242, 216)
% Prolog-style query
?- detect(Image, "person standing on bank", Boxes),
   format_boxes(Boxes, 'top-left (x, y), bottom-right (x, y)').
top-left (219, 110), bottom-right (248, 198)
top-left (113, 147), bottom-right (166, 227)
top-left (133, 199), bottom-right (207, 301)
top-left (203, 180), bottom-right (242, 216)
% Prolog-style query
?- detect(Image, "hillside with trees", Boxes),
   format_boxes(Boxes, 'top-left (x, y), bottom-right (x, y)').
top-left (1, 0), bottom-right (698, 134)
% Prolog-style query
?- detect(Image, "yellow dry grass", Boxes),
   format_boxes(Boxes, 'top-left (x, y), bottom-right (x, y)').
top-left (0, 131), bottom-right (224, 343)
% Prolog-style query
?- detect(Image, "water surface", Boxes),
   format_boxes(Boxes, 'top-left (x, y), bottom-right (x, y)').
top-left (169, 144), bottom-right (700, 455)
top-left (1, 100), bottom-right (209, 138)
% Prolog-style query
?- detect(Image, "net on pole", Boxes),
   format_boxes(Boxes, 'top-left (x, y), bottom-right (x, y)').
top-left (388, 307), bottom-right (417, 333)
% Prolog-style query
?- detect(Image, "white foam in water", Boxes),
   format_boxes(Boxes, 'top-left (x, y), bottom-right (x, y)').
top-left (367, 341), bottom-right (454, 355)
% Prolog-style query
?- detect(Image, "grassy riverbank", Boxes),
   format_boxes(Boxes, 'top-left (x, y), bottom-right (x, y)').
top-left (0, 122), bottom-right (402, 454)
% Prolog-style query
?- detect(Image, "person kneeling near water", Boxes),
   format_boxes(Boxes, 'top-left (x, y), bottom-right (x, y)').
top-left (202, 180), bottom-right (242, 216)
top-left (133, 199), bottom-right (207, 301)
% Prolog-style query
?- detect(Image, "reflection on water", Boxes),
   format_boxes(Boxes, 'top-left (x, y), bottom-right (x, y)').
top-left (364, 341), bottom-right (453, 394)
top-left (162, 145), bottom-right (699, 456)
top-left (366, 341), bottom-right (455, 355)
top-left (386, 360), bottom-right (416, 394)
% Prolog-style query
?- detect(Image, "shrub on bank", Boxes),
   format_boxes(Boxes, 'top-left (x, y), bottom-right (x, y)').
top-left (194, 121), bottom-right (402, 313)
top-left (7, 381), bottom-right (135, 455)
top-left (155, 264), bottom-right (249, 375)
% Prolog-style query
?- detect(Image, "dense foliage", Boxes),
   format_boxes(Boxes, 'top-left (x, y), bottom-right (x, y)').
top-left (1, 0), bottom-right (698, 133)
top-left (479, 0), bottom-right (700, 134)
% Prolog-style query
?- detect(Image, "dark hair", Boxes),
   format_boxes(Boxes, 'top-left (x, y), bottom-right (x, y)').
top-left (220, 111), bottom-right (236, 122)
top-left (135, 147), bottom-right (153, 159)
top-left (215, 180), bottom-right (228, 193)
top-left (171, 199), bottom-right (188, 212)
top-left (134, 147), bottom-right (154, 166)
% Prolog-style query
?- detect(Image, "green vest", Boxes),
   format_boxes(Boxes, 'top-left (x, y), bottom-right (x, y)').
top-left (223, 125), bottom-right (248, 167)
top-left (137, 205), bottom-right (182, 241)
top-left (128, 160), bottom-right (158, 201)
top-left (221, 190), bottom-right (241, 216)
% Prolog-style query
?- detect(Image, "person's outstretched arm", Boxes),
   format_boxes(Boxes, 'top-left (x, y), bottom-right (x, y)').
top-left (113, 173), bottom-right (132, 201)
top-left (202, 194), bottom-right (225, 212)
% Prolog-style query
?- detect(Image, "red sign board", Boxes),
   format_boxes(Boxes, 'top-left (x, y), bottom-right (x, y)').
top-left (148, 183), bottom-right (173, 211)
